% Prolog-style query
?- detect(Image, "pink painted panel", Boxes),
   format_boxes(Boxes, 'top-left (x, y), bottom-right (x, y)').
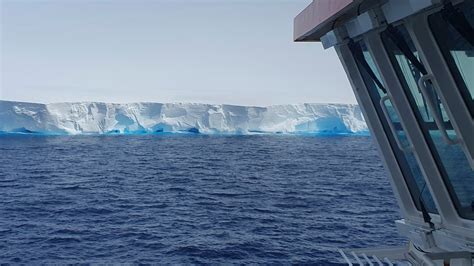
top-left (294, 0), bottom-right (354, 41)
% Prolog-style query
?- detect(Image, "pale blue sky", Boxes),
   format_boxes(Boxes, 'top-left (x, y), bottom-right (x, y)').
top-left (0, 0), bottom-right (355, 106)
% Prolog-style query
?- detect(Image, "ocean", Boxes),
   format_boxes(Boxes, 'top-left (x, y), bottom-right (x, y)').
top-left (0, 134), bottom-right (404, 264)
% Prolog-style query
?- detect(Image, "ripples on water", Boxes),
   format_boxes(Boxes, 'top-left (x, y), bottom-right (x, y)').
top-left (0, 135), bottom-right (404, 264)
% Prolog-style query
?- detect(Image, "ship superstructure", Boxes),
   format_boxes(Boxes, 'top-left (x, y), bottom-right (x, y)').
top-left (294, 0), bottom-right (474, 265)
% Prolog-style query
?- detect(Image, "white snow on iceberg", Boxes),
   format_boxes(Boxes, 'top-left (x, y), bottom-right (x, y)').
top-left (0, 100), bottom-right (368, 135)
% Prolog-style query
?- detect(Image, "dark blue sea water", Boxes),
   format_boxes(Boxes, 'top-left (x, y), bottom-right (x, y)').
top-left (0, 135), bottom-right (405, 264)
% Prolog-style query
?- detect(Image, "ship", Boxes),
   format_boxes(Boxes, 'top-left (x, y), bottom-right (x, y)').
top-left (294, 0), bottom-right (474, 265)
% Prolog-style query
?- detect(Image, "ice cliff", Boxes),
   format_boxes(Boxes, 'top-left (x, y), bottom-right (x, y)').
top-left (0, 100), bottom-right (368, 135)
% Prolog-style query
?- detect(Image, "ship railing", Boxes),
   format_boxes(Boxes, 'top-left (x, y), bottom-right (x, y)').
top-left (338, 245), bottom-right (474, 265)
top-left (338, 246), bottom-right (409, 265)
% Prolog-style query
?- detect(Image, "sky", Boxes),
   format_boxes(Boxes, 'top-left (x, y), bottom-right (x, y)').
top-left (0, 0), bottom-right (355, 106)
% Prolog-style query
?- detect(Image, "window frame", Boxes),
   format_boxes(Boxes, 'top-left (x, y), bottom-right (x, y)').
top-left (428, 5), bottom-right (474, 117)
top-left (362, 26), bottom-right (474, 235)
top-left (350, 38), bottom-right (439, 215)
top-left (334, 39), bottom-right (439, 226)
top-left (380, 22), bottom-right (474, 221)
top-left (406, 4), bottom-right (474, 170)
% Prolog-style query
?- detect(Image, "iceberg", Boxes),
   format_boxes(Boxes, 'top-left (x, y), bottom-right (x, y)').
top-left (0, 100), bottom-right (368, 135)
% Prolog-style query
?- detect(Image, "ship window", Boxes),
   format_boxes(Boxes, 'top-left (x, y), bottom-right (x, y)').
top-left (381, 24), bottom-right (474, 220)
top-left (428, 1), bottom-right (474, 117)
top-left (349, 40), bottom-right (438, 214)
